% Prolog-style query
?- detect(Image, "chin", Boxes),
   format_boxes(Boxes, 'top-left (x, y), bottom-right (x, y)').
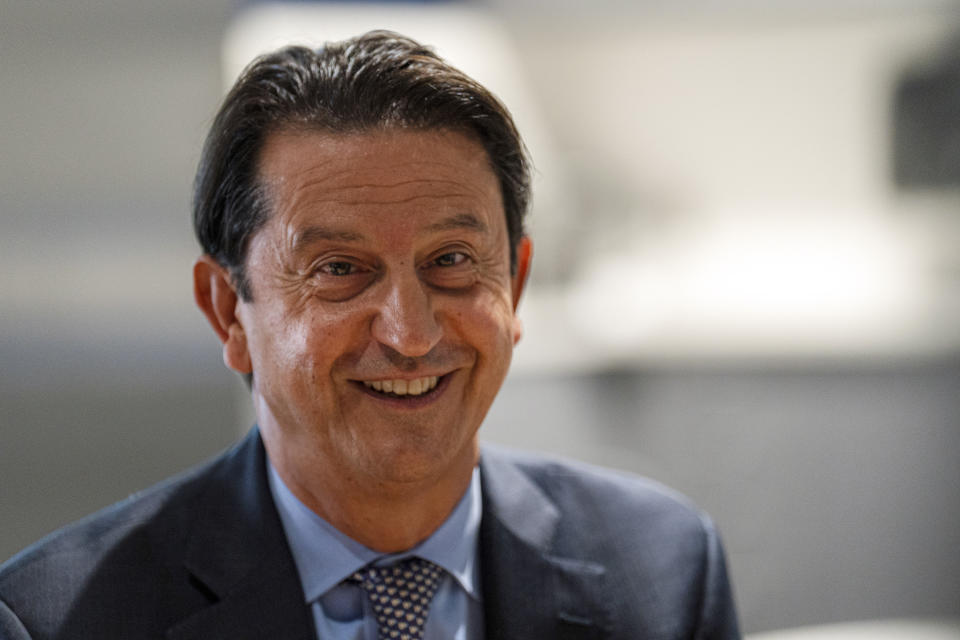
top-left (362, 434), bottom-right (476, 485)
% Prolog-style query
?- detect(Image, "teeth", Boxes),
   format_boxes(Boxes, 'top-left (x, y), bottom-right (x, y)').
top-left (363, 376), bottom-right (439, 396)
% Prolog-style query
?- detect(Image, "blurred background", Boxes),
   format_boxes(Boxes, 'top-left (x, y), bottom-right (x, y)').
top-left (2, 0), bottom-right (959, 635)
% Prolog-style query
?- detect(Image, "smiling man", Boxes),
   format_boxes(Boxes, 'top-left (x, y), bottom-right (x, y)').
top-left (0, 32), bottom-right (740, 640)
top-left (216, 128), bottom-right (526, 554)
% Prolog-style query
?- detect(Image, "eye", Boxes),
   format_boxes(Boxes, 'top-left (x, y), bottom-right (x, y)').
top-left (318, 260), bottom-right (357, 276)
top-left (308, 258), bottom-right (375, 301)
top-left (421, 250), bottom-right (476, 290)
top-left (433, 252), bottom-right (468, 267)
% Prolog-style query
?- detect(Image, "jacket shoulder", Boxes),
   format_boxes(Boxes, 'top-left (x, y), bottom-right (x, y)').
top-left (479, 445), bottom-right (741, 639)
top-left (0, 440), bottom-right (242, 638)
top-left (481, 445), bottom-right (709, 536)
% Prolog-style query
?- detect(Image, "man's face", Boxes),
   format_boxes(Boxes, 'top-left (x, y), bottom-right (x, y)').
top-left (228, 128), bottom-right (529, 492)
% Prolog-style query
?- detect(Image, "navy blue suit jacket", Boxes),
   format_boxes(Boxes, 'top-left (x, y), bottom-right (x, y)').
top-left (0, 429), bottom-right (740, 639)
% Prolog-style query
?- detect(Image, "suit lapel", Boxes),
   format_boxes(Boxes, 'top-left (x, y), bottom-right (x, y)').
top-left (479, 449), bottom-right (610, 640)
top-left (166, 430), bottom-right (315, 640)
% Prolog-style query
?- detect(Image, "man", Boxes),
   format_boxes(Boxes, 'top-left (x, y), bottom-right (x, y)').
top-left (0, 31), bottom-right (740, 639)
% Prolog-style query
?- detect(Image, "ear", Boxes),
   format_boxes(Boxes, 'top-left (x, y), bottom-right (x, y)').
top-left (510, 236), bottom-right (533, 345)
top-left (193, 255), bottom-right (252, 374)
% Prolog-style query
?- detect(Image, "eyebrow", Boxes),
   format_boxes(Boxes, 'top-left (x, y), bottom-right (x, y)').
top-left (425, 213), bottom-right (488, 234)
top-left (292, 226), bottom-right (366, 252)
top-left (291, 213), bottom-right (488, 253)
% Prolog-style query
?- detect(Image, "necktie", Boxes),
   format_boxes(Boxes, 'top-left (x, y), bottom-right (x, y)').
top-left (351, 557), bottom-right (443, 640)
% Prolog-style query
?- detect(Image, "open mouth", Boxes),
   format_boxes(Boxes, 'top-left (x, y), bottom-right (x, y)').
top-left (361, 375), bottom-right (441, 398)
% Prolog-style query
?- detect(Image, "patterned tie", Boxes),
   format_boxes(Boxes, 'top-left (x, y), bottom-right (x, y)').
top-left (351, 557), bottom-right (443, 640)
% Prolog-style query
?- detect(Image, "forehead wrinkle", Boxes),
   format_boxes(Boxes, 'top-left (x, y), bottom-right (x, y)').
top-left (312, 176), bottom-right (490, 200)
top-left (334, 194), bottom-right (483, 207)
top-left (284, 177), bottom-right (497, 214)
top-left (291, 166), bottom-right (359, 192)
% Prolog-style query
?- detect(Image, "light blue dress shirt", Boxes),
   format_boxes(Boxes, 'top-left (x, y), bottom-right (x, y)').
top-left (267, 461), bottom-right (484, 640)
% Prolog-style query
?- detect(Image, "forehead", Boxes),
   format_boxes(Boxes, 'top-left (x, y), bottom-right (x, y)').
top-left (256, 128), bottom-right (503, 233)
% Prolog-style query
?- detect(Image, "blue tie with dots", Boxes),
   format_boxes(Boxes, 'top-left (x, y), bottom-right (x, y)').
top-left (351, 557), bottom-right (443, 640)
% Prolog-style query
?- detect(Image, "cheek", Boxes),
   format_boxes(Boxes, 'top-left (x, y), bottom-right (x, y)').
top-left (457, 289), bottom-right (517, 358)
top-left (247, 309), bottom-right (321, 377)
top-left (297, 305), bottom-right (373, 373)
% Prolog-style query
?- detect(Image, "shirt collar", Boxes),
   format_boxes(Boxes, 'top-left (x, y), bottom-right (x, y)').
top-left (267, 460), bottom-right (483, 604)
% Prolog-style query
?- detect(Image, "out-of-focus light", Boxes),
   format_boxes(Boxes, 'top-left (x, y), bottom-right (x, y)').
top-left (676, 216), bottom-right (919, 329)
top-left (560, 211), bottom-right (932, 361)
top-left (745, 617), bottom-right (960, 640)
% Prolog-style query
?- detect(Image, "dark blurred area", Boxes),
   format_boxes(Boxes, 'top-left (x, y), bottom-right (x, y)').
top-left (894, 36), bottom-right (960, 187)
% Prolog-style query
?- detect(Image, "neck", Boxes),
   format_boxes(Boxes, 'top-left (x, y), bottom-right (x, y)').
top-left (307, 471), bottom-right (474, 552)
top-left (261, 425), bottom-right (478, 553)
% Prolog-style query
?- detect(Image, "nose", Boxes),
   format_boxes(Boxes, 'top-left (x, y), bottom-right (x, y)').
top-left (370, 272), bottom-right (442, 358)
